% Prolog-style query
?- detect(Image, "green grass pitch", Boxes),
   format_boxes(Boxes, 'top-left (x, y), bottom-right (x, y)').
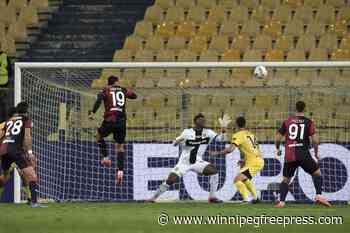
top-left (0, 202), bottom-right (348, 233)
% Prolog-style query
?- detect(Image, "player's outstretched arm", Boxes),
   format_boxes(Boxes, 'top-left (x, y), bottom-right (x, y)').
top-left (275, 132), bottom-right (283, 159)
top-left (126, 89), bottom-right (137, 99)
top-left (89, 92), bottom-right (103, 119)
top-left (209, 144), bottom-right (236, 156)
top-left (311, 133), bottom-right (320, 160)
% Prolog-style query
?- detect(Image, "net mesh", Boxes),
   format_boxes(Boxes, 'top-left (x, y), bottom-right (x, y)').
top-left (19, 66), bottom-right (350, 202)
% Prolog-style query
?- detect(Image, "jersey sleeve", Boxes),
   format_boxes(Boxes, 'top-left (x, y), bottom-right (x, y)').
top-left (309, 120), bottom-right (316, 136)
top-left (175, 129), bottom-right (188, 142)
top-left (231, 133), bottom-right (242, 146)
top-left (24, 119), bottom-right (33, 129)
top-left (207, 129), bottom-right (218, 141)
top-left (278, 121), bottom-right (287, 135)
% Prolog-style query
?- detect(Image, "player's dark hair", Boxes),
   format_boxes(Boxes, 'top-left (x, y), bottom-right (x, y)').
top-left (296, 101), bottom-right (306, 112)
top-left (16, 102), bottom-right (28, 114)
top-left (193, 113), bottom-right (205, 123)
top-left (7, 107), bottom-right (17, 117)
top-left (108, 75), bottom-right (119, 85)
top-left (236, 116), bottom-right (246, 128)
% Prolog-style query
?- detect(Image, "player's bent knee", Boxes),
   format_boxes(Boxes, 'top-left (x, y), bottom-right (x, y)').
top-left (312, 168), bottom-right (321, 177)
top-left (166, 173), bottom-right (178, 185)
top-left (22, 167), bottom-right (38, 182)
top-left (202, 164), bottom-right (217, 175)
top-left (282, 176), bottom-right (291, 184)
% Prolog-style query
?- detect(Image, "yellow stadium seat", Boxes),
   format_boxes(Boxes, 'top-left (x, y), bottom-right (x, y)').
top-left (296, 34), bottom-right (315, 52)
top-left (221, 49), bottom-right (241, 61)
top-left (134, 21), bottom-right (153, 38)
top-left (0, 0), bottom-right (6, 7)
top-left (19, 5), bottom-right (39, 27)
top-left (315, 5), bottom-right (335, 24)
top-left (329, 20), bottom-right (348, 38)
top-left (284, 19), bottom-right (304, 37)
top-left (217, 0), bottom-right (238, 9)
top-left (196, 0), bottom-right (216, 9)
top-left (265, 49), bottom-right (284, 61)
top-left (30, 0), bottom-right (49, 11)
top-left (297, 69), bottom-right (317, 81)
top-left (8, 21), bottom-right (27, 42)
top-left (231, 34), bottom-right (251, 52)
top-left (270, 69), bottom-right (294, 85)
top-left (294, 6), bottom-right (313, 24)
top-left (222, 77), bottom-right (242, 88)
top-left (209, 68), bottom-right (231, 80)
top-left (209, 35), bottom-right (229, 53)
top-left (187, 6), bottom-right (206, 25)
top-left (145, 36), bottom-right (164, 51)
top-left (244, 77), bottom-right (264, 87)
top-left (228, 5), bottom-right (248, 24)
top-left (100, 69), bottom-right (121, 80)
top-left (164, 7), bottom-right (185, 24)
top-left (288, 76), bottom-right (311, 88)
top-left (200, 78), bottom-right (222, 88)
top-left (144, 69), bottom-right (165, 80)
top-left (303, 0), bottom-right (323, 9)
top-left (318, 69), bottom-right (339, 85)
top-left (156, 49), bottom-right (176, 61)
top-left (272, 5), bottom-right (292, 24)
top-left (253, 34), bottom-right (272, 51)
top-left (144, 6), bottom-right (163, 25)
top-left (176, 21), bottom-right (196, 38)
top-left (155, 21), bottom-right (175, 38)
top-left (123, 35), bottom-right (143, 51)
top-left (0, 6), bottom-right (16, 26)
top-left (208, 6), bottom-right (227, 25)
top-left (240, 0), bottom-right (259, 10)
top-left (180, 76), bottom-right (202, 88)
top-left (113, 49), bottom-right (133, 62)
top-left (176, 0), bottom-right (195, 10)
top-left (219, 19), bottom-right (239, 37)
top-left (318, 33), bottom-right (338, 51)
top-left (0, 23), bottom-right (5, 39)
top-left (197, 21), bottom-right (217, 37)
top-left (243, 50), bottom-right (263, 61)
top-left (338, 7), bottom-right (350, 21)
top-left (275, 35), bottom-right (293, 51)
top-left (283, 0), bottom-right (303, 9)
top-left (306, 21), bottom-right (325, 38)
top-left (266, 76), bottom-right (287, 86)
top-left (241, 20), bottom-right (260, 37)
top-left (251, 5), bottom-right (270, 24)
top-left (199, 50), bottom-right (219, 61)
top-left (167, 36), bottom-right (186, 51)
top-left (262, 20), bottom-right (282, 38)
top-left (325, 0), bottom-right (346, 8)
top-left (155, 0), bottom-right (175, 9)
top-left (340, 36), bottom-right (350, 49)
top-left (135, 78), bottom-right (156, 88)
top-left (177, 49), bottom-right (197, 61)
top-left (286, 49), bottom-right (306, 61)
top-left (331, 49), bottom-right (350, 61)
top-left (158, 78), bottom-right (177, 88)
top-left (8, 0), bottom-right (27, 11)
top-left (167, 68), bottom-right (187, 79)
top-left (134, 49), bottom-right (154, 61)
top-left (188, 36), bottom-right (208, 53)
top-left (0, 35), bottom-right (16, 56)
top-left (188, 68), bottom-right (208, 80)
top-left (308, 48), bottom-right (328, 61)
top-left (123, 69), bottom-right (143, 80)
top-left (261, 0), bottom-right (280, 10)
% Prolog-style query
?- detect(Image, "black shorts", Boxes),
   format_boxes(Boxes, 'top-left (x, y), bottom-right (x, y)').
top-left (1, 152), bottom-right (28, 172)
top-left (283, 155), bottom-right (319, 178)
top-left (98, 119), bottom-right (126, 144)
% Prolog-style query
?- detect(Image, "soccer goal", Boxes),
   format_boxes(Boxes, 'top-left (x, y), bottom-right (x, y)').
top-left (13, 61), bottom-right (350, 203)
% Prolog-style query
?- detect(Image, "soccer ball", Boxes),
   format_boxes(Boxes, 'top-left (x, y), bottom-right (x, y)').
top-left (254, 65), bottom-right (268, 79)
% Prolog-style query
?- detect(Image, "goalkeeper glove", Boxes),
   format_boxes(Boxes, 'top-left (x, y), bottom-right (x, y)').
top-left (88, 110), bottom-right (95, 120)
top-left (218, 114), bottom-right (232, 132)
top-left (275, 149), bottom-right (282, 160)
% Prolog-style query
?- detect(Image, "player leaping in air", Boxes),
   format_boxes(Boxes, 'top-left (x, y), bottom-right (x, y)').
top-left (0, 102), bottom-right (45, 208)
top-left (209, 116), bottom-right (264, 203)
top-left (89, 75), bottom-right (137, 184)
top-left (148, 113), bottom-right (232, 203)
top-left (275, 101), bottom-right (331, 208)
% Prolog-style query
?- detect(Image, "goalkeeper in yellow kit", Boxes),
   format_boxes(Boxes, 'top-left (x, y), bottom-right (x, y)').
top-left (210, 116), bottom-right (264, 203)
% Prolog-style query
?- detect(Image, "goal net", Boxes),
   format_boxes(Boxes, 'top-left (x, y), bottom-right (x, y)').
top-left (14, 62), bottom-right (350, 203)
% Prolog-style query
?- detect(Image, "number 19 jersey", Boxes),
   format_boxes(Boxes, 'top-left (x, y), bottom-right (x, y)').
top-left (278, 116), bottom-right (316, 162)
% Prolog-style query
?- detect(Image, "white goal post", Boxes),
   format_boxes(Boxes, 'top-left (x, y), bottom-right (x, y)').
top-left (12, 61), bottom-right (350, 203)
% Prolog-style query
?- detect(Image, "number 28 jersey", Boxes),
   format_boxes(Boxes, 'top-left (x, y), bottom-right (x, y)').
top-left (99, 86), bottom-right (136, 122)
top-left (278, 116), bottom-right (316, 162)
top-left (0, 115), bottom-right (32, 155)
top-left (231, 130), bottom-right (262, 163)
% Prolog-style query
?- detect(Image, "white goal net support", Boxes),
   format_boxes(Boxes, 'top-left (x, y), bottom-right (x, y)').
top-left (14, 62), bottom-right (350, 203)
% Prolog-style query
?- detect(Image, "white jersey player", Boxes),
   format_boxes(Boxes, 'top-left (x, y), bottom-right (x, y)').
top-left (148, 113), bottom-right (232, 203)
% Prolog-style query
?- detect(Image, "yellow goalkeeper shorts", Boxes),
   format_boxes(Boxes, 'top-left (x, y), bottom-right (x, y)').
top-left (240, 157), bottom-right (264, 178)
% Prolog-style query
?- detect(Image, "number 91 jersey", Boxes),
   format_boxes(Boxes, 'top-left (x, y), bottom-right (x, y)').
top-left (1, 115), bottom-right (32, 155)
top-left (278, 116), bottom-right (316, 162)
